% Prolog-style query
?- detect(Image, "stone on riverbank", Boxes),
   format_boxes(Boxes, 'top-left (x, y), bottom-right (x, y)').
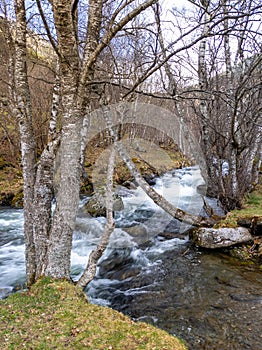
top-left (190, 227), bottom-right (252, 249)
top-left (82, 193), bottom-right (124, 217)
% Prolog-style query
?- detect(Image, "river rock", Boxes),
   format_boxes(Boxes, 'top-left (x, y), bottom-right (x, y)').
top-left (190, 227), bottom-right (252, 248)
top-left (0, 287), bottom-right (13, 299)
top-left (82, 193), bottom-right (124, 217)
top-left (196, 184), bottom-right (207, 195)
top-left (123, 225), bottom-right (150, 245)
top-left (143, 174), bottom-right (157, 186)
top-left (115, 185), bottom-right (133, 198)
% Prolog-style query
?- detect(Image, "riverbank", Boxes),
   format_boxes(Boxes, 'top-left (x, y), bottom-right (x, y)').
top-left (215, 184), bottom-right (262, 264)
top-left (216, 183), bottom-right (262, 230)
top-left (0, 138), bottom-right (191, 207)
top-left (0, 277), bottom-right (187, 350)
top-left (1, 142), bottom-right (261, 264)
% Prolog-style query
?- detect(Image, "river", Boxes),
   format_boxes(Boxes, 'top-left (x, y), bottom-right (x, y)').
top-left (0, 166), bottom-right (261, 349)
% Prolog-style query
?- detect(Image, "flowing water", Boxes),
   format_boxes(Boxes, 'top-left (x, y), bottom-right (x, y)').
top-left (0, 166), bottom-right (261, 349)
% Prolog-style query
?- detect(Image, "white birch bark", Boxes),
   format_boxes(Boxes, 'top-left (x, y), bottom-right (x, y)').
top-left (43, 0), bottom-right (82, 278)
top-left (44, 0), bottom-right (157, 279)
top-left (14, 0), bottom-right (37, 286)
top-left (45, 109), bottom-right (83, 278)
top-left (33, 140), bottom-right (59, 278)
top-left (33, 61), bottom-right (61, 279)
top-left (222, 0), bottom-right (239, 200)
top-left (49, 60), bottom-right (60, 141)
top-left (197, 1), bottom-right (220, 197)
top-left (77, 147), bottom-right (116, 288)
top-left (198, 1), bottom-right (210, 149)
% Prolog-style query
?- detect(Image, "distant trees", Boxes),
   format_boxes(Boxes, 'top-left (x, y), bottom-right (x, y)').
top-left (165, 0), bottom-right (262, 211)
top-left (194, 0), bottom-right (262, 211)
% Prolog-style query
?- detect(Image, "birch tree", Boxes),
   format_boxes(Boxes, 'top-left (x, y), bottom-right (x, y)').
top-left (10, 0), bottom-right (157, 286)
top-left (194, 0), bottom-right (262, 211)
top-left (157, 0), bottom-right (261, 212)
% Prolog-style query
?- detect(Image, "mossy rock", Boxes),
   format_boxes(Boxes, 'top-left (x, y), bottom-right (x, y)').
top-left (83, 193), bottom-right (124, 217)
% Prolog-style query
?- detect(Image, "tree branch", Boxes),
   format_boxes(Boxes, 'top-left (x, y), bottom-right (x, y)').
top-left (102, 105), bottom-right (215, 227)
top-left (80, 0), bottom-right (157, 86)
top-left (36, 0), bottom-right (60, 59)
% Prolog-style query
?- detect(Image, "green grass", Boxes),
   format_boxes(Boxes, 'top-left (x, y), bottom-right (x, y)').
top-left (0, 278), bottom-right (187, 350)
top-left (245, 187), bottom-right (262, 207)
top-left (216, 184), bottom-right (262, 228)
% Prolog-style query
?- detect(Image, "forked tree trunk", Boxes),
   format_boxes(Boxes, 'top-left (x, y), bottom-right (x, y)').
top-left (31, 0), bottom-right (156, 281)
top-left (45, 110), bottom-right (83, 278)
top-left (42, 0), bottom-right (102, 279)
top-left (33, 145), bottom-right (57, 278)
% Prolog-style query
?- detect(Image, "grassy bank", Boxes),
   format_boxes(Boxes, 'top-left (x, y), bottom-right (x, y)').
top-left (0, 278), bottom-right (187, 350)
top-left (217, 184), bottom-right (262, 228)
top-left (216, 184), bottom-right (262, 263)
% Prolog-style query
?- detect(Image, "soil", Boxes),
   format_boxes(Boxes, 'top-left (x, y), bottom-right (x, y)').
top-left (0, 136), bottom-right (191, 207)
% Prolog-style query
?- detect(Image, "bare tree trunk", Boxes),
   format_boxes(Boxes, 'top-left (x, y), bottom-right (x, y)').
top-left (44, 0), bottom-right (82, 279)
top-left (222, 0), bottom-right (239, 204)
top-left (153, 2), bottom-right (176, 95)
top-left (14, 0), bottom-right (37, 286)
top-left (45, 109), bottom-right (82, 278)
top-left (32, 63), bottom-right (61, 279)
top-left (77, 147), bottom-right (116, 288)
top-left (197, 1), bottom-right (220, 197)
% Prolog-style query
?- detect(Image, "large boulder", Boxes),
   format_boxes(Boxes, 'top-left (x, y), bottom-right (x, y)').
top-left (190, 226), bottom-right (252, 249)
